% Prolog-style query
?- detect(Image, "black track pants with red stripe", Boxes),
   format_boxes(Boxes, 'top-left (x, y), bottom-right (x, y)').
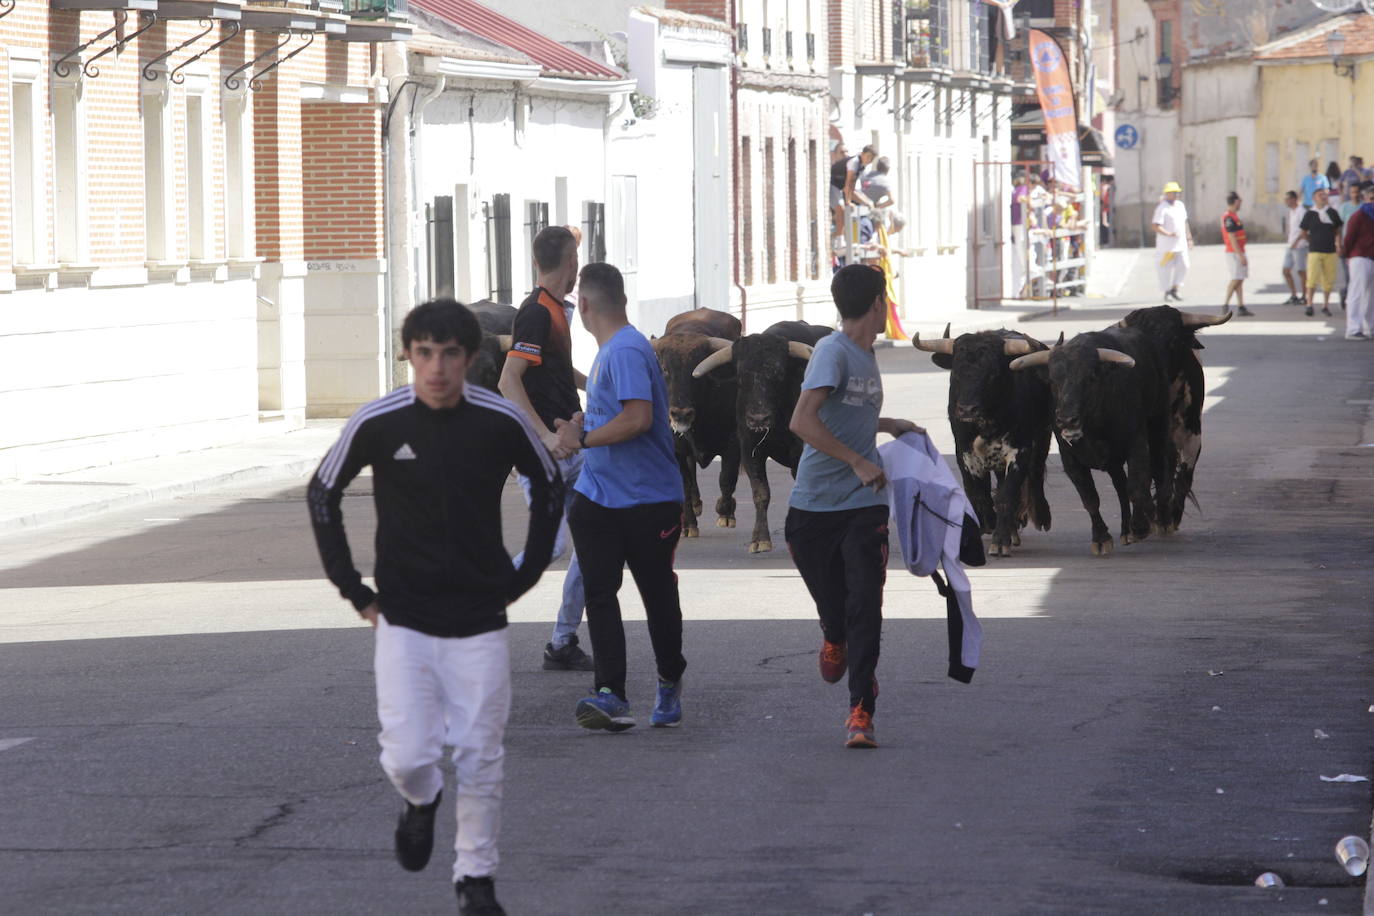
top-left (569, 492), bottom-right (686, 702)
top-left (785, 504), bottom-right (889, 713)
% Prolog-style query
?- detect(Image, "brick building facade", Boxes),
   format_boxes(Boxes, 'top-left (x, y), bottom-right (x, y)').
top-left (1, 0), bottom-right (407, 478)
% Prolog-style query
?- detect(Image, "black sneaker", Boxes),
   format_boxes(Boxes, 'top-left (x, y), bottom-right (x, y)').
top-left (1236, 306), bottom-right (1254, 316)
top-left (394, 791), bottom-right (441, 872)
top-left (542, 635), bottom-right (594, 671)
top-left (1304, 305), bottom-right (1314, 317)
top-left (1283, 295), bottom-right (1300, 305)
top-left (456, 876), bottom-right (506, 916)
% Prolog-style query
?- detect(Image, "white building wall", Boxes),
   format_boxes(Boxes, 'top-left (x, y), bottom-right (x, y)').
top-left (1180, 60), bottom-right (1261, 243)
top-left (0, 274), bottom-right (259, 480)
top-left (1113, 0), bottom-right (1179, 247)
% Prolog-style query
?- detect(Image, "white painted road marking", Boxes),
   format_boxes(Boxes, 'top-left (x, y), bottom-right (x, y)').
top-left (0, 738), bottom-right (35, 752)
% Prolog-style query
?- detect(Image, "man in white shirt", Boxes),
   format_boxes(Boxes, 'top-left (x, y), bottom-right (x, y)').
top-left (1151, 181), bottom-right (1193, 302)
top-left (1282, 190), bottom-right (1309, 305)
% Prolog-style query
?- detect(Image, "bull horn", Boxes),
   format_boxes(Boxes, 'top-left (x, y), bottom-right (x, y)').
top-left (787, 341), bottom-right (815, 360)
top-left (1009, 350), bottom-right (1051, 370)
top-left (496, 335), bottom-right (513, 352)
top-left (1002, 338), bottom-right (1034, 356)
top-left (1178, 309), bottom-right (1232, 328)
top-left (692, 342), bottom-right (735, 377)
top-left (705, 336), bottom-right (733, 351)
top-left (1097, 348), bottom-right (1135, 366)
top-left (1055, 331), bottom-right (1065, 346)
top-left (913, 332), bottom-right (956, 355)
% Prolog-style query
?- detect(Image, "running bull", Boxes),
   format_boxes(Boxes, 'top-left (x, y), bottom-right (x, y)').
top-left (1010, 327), bottom-right (1172, 556)
top-left (1115, 305), bottom-right (1230, 532)
top-left (691, 320), bottom-right (832, 553)
top-left (914, 326), bottom-right (1054, 557)
top-left (651, 308), bottom-right (744, 537)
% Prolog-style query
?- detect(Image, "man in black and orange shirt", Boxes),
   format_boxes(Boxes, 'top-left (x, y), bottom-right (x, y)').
top-left (499, 226), bottom-right (594, 671)
top-left (1220, 191), bottom-right (1253, 316)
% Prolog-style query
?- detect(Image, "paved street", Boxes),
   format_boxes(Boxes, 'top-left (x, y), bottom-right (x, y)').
top-left (1, 244), bottom-right (1371, 914)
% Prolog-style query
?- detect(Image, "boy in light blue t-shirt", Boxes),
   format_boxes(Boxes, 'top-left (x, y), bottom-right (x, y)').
top-left (786, 264), bottom-right (923, 749)
top-left (555, 263), bottom-right (687, 734)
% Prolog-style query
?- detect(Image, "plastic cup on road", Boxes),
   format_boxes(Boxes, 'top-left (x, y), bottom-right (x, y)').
top-left (1254, 872), bottom-right (1284, 888)
top-left (1335, 835), bottom-right (1369, 876)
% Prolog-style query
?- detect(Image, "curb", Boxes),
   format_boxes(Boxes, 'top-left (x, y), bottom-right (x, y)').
top-left (0, 455), bottom-right (323, 536)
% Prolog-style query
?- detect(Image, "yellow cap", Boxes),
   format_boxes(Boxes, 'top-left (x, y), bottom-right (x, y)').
top-left (1162, 181), bottom-right (1183, 194)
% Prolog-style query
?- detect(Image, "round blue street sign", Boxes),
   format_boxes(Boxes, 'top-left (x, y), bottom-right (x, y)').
top-left (1115, 124), bottom-right (1139, 150)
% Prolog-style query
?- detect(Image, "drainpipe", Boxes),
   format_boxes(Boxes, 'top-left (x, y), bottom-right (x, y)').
top-left (730, 0), bottom-right (747, 332)
top-left (410, 76), bottom-right (447, 314)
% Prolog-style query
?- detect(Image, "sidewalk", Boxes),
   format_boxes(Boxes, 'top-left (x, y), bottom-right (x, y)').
top-left (0, 422), bottom-right (343, 535)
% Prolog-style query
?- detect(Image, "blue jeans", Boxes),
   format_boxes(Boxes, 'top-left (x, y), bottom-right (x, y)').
top-left (515, 451), bottom-right (585, 648)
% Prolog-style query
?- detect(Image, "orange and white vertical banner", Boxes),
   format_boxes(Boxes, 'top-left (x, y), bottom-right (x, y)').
top-left (1029, 29), bottom-right (1081, 191)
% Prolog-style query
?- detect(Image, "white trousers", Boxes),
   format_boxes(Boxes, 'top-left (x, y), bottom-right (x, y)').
top-left (1348, 257), bottom-right (1374, 337)
top-left (1157, 249), bottom-right (1189, 295)
top-left (375, 616), bottom-right (511, 880)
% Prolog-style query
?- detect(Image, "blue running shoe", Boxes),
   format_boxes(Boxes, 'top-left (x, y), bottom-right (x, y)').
top-left (575, 687), bottom-right (635, 732)
top-left (650, 678), bottom-right (683, 728)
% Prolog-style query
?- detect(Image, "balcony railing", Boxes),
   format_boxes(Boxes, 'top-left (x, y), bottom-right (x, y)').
top-left (342, 0), bottom-right (406, 20)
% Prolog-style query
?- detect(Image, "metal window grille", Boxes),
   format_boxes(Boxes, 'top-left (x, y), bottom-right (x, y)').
top-left (485, 193), bottom-right (512, 302)
top-left (805, 32), bottom-right (815, 63)
top-left (786, 138), bottom-right (799, 282)
top-left (901, 0), bottom-right (949, 69)
top-left (426, 195), bottom-right (454, 299)
top-left (524, 200), bottom-right (548, 283)
top-left (737, 22), bottom-right (748, 53)
top-left (764, 137), bottom-right (776, 285)
top-left (762, 26), bottom-right (772, 59)
top-left (785, 30), bottom-right (793, 63)
top-left (740, 136), bottom-right (753, 286)
top-left (970, 1), bottom-right (990, 74)
top-left (582, 201), bottom-right (606, 264)
top-left (807, 139), bottom-right (819, 280)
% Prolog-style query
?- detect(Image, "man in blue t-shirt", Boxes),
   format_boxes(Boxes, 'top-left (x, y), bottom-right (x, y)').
top-left (1300, 158), bottom-right (1330, 208)
top-left (786, 264), bottom-right (922, 749)
top-left (555, 263), bottom-right (687, 732)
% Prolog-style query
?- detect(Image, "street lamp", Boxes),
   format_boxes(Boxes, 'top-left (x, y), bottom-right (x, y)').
top-left (1328, 29), bottom-right (1357, 79)
top-left (1156, 54), bottom-right (1176, 105)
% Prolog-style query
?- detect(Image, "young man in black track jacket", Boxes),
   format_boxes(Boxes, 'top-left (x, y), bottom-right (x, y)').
top-left (308, 299), bottom-right (562, 916)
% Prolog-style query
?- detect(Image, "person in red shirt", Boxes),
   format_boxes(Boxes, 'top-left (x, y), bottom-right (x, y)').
top-left (1343, 181), bottom-right (1374, 340)
top-left (1220, 191), bottom-right (1253, 316)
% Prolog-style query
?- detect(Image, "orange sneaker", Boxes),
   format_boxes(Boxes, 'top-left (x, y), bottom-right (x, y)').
top-left (818, 640), bottom-right (847, 683)
top-left (845, 704), bottom-right (877, 749)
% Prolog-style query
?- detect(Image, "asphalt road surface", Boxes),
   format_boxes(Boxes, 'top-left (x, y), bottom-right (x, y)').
top-left (2, 268), bottom-right (1372, 914)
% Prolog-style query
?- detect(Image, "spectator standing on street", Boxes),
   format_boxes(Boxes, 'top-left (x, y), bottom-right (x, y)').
top-left (786, 264), bottom-right (923, 750)
top-left (555, 263), bottom-right (688, 732)
top-left (1342, 181), bottom-right (1374, 340)
top-left (1340, 181), bottom-right (1361, 310)
top-left (1011, 173), bottom-right (1029, 296)
top-left (308, 300), bottom-right (563, 916)
top-left (1300, 187), bottom-right (1343, 318)
top-left (499, 225), bottom-right (595, 673)
top-left (1152, 181), bottom-right (1192, 302)
top-left (1100, 174), bottom-right (1115, 247)
top-left (1283, 191), bottom-right (1309, 305)
top-left (1340, 156), bottom-right (1365, 199)
top-left (1220, 191), bottom-right (1253, 316)
top-left (1326, 161), bottom-right (1343, 196)
top-left (1301, 158), bottom-right (1330, 207)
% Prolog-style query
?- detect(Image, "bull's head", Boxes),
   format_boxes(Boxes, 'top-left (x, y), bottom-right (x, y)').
top-left (694, 334), bottom-right (814, 434)
top-left (1119, 306), bottom-right (1230, 351)
top-left (1010, 336), bottom-right (1134, 444)
top-left (655, 334), bottom-right (731, 434)
top-left (916, 326), bottom-right (1039, 427)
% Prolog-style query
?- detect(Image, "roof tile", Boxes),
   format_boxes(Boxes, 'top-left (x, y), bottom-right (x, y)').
top-left (408, 0), bottom-right (624, 79)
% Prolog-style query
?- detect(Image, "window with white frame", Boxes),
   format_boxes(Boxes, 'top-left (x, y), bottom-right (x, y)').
top-left (52, 78), bottom-right (86, 264)
top-left (223, 93), bottom-right (253, 259)
top-left (142, 82), bottom-right (173, 261)
top-left (185, 90), bottom-right (209, 260)
top-left (10, 62), bottom-right (45, 266)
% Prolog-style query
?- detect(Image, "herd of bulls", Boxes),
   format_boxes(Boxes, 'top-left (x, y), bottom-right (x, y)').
top-left (463, 300), bottom-right (1230, 558)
